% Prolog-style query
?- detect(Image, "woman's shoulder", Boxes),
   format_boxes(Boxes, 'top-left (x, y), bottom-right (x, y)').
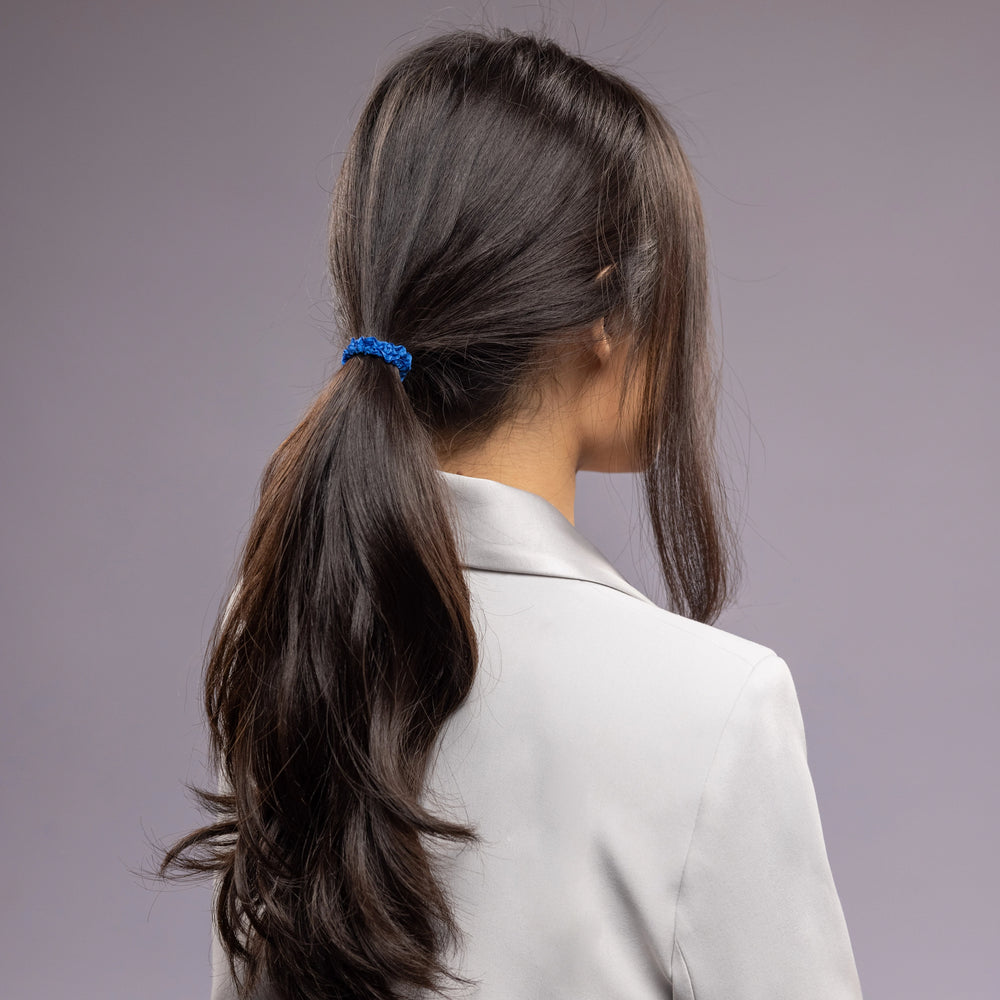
top-left (438, 569), bottom-right (802, 881)
top-left (468, 567), bottom-right (778, 713)
top-left (456, 571), bottom-right (796, 825)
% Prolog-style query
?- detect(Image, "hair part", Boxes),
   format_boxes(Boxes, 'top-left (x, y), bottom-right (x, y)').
top-left (156, 24), bottom-right (740, 1000)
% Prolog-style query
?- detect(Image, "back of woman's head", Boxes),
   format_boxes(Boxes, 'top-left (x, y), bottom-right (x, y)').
top-left (157, 25), bottom-right (739, 1000)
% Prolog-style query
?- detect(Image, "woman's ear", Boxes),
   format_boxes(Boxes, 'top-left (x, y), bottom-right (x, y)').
top-left (591, 317), bottom-right (612, 363)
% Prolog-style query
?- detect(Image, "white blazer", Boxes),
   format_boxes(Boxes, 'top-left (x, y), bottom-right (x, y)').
top-left (209, 469), bottom-right (864, 999)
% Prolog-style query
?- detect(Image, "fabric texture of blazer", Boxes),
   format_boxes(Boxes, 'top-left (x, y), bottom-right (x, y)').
top-left (208, 469), bottom-right (864, 999)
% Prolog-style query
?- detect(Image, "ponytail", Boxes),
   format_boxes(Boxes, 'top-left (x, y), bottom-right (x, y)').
top-left (159, 351), bottom-right (479, 999)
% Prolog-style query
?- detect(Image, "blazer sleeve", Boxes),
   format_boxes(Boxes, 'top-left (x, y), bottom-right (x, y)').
top-left (207, 584), bottom-right (282, 999)
top-left (670, 653), bottom-right (864, 999)
top-left (206, 763), bottom-right (281, 1000)
top-left (208, 905), bottom-right (240, 1000)
top-left (207, 762), bottom-right (240, 1000)
top-left (208, 905), bottom-right (283, 1000)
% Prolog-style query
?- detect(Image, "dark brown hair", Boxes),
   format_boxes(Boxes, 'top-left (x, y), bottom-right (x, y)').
top-left (156, 25), bottom-right (740, 1000)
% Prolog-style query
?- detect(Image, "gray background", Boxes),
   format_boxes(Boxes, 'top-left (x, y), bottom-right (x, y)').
top-left (3, 1), bottom-right (997, 997)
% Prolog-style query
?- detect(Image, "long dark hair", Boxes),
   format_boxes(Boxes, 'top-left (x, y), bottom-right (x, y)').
top-left (156, 25), bottom-right (740, 1000)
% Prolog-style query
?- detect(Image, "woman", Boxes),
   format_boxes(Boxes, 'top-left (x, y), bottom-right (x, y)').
top-left (158, 26), bottom-right (864, 1000)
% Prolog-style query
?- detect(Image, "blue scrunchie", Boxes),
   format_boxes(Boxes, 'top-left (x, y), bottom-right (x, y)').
top-left (340, 336), bottom-right (413, 382)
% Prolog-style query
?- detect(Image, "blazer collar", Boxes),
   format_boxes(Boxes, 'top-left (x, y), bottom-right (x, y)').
top-left (436, 469), bottom-right (656, 606)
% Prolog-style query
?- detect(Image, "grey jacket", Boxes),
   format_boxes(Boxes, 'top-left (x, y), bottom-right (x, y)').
top-left (210, 469), bottom-right (864, 999)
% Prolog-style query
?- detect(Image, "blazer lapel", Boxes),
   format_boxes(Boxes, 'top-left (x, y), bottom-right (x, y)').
top-left (436, 469), bottom-right (656, 607)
